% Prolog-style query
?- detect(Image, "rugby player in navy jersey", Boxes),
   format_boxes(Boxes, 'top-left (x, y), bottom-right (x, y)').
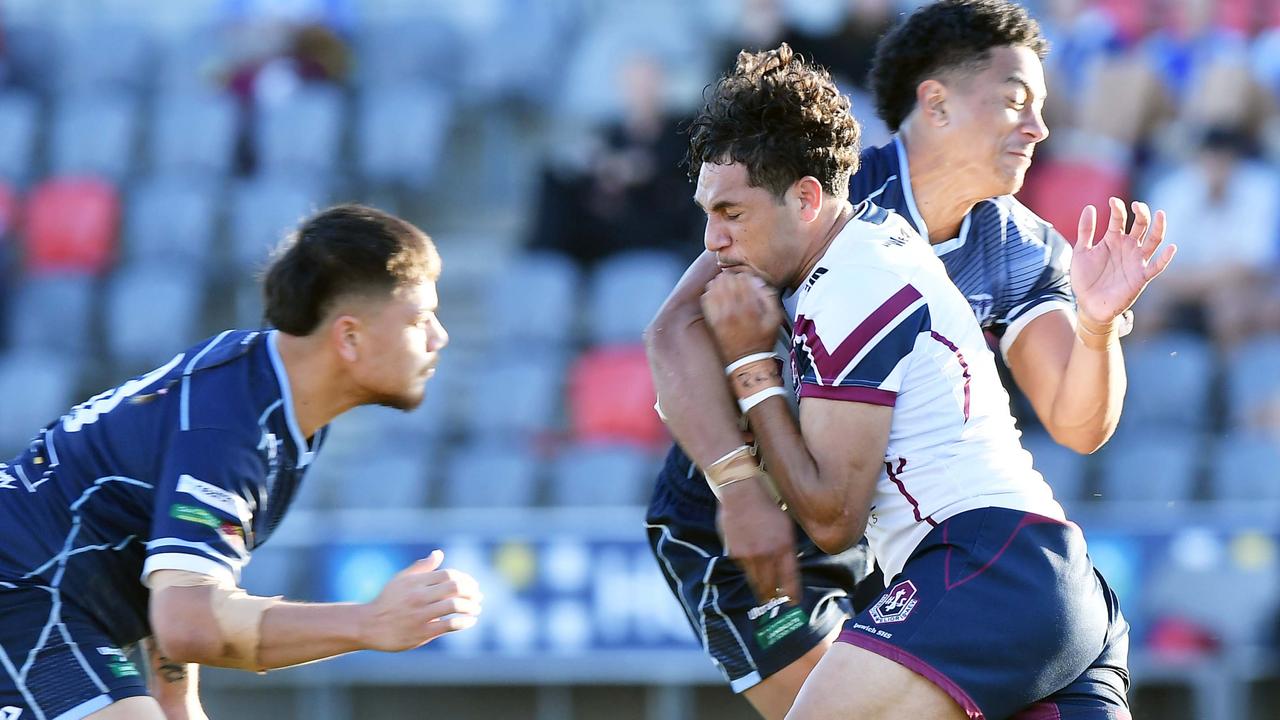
top-left (643, 2), bottom-right (1174, 718)
top-left (0, 205), bottom-right (481, 719)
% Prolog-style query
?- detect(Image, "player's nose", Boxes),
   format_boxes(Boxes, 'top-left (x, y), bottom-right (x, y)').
top-left (428, 319), bottom-right (449, 352)
top-left (704, 221), bottom-right (730, 253)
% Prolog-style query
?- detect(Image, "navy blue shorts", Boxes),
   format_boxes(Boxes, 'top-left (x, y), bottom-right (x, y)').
top-left (645, 447), bottom-right (876, 692)
top-left (0, 586), bottom-right (148, 720)
top-left (840, 507), bottom-right (1131, 719)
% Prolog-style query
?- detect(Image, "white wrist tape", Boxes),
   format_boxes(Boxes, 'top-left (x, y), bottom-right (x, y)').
top-left (725, 352), bottom-right (779, 375)
top-left (738, 385), bottom-right (789, 413)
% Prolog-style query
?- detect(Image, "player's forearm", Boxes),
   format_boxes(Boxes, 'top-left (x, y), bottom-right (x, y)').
top-left (1047, 318), bottom-right (1126, 453)
top-left (645, 255), bottom-right (747, 468)
top-left (747, 398), bottom-right (864, 553)
top-left (145, 638), bottom-right (203, 720)
top-left (255, 601), bottom-right (372, 669)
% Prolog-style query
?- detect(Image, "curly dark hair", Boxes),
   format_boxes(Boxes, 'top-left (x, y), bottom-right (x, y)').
top-left (262, 204), bottom-right (441, 335)
top-left (870, 0), bottom-right (1048, 132)
top-left (687, 43), bottom-right (860, 199)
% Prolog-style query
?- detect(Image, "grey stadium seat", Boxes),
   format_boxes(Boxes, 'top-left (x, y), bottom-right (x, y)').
top-left (1020, 429), bottom-right (1089, 504)
top-left (124, 175), bottom-right (220, 264)
top-left (0, 350), bottom-right (77, 456)
top-left (9, 274), bottom-right (95, 358)
top-left (229, 177), bottom-right (327, 270)
top-left (104, 261), bottom-right (204, 370)
top-left (0, 91), bottom-right (40, 184)
top-left (1226, 334), bottom-right (1280, 429)
top-left (457, 353), bottom-right (565, 440)
top-left (50, 93), bottom-right (140, 183)
top-left (150, 92), bottom-right (239, 177)
top-left (1097, 431), bottom-right (1201, 503)
top-left (586, 250), bottom-right (684, 345)
top-left (1210, 434), bottom-right (1280, 502)
top-left (1122, 332), bottom-right (1215, 431)
top-left (548, 442), bottom-right (654, 506)
top-left (355, 84), bottom-right (453, 190)
top-left (255, 86), bottom-right (345, 176)
top-left (441, 442), bottom-right (539, 508)
top-left (486, 252), bottom-right (581, 347)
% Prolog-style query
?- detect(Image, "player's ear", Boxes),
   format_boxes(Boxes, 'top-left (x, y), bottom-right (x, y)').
top-left (794, 176), bottom-right (824, 223)
top-left (332, 315), bottom-right (362, 363)
top-left (917, 79), bottom-right (949, 128)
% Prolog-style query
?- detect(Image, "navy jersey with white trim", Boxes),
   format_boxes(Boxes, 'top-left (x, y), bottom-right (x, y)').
top-left (0, 329), bottom-right (325, 647)
top-left (851, 137), bottom-right (1075, 357)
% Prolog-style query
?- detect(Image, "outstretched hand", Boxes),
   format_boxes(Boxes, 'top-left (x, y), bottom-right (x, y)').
top-left (1071, 197), bottom-right (1177, 326)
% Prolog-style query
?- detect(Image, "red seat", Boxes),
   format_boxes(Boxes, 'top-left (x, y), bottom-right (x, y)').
top-left (24, 177), bottom-right (119, 274)
top-left (568, 344), bottom-right (667, 446)
top-left (1091, 0), bottom-right (1152, 41)
top-left (1019, 159), bottom-right (1129, 246)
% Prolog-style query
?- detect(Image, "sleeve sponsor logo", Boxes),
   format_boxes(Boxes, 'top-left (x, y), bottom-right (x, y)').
top-left (176, 474), bottom-right (251, 526)
top-left (169, 503), bottom-right (221, 530)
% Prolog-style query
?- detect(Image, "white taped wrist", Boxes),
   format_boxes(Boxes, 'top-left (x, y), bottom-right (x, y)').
top-left (725, 352), bottom-right (779, 375)
top-left (739, 385), bottom-right (788, 413)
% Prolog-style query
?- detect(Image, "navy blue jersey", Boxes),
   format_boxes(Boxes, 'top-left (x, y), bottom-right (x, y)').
top-left (851, 137), bottom-right (1075, 359)
top-left (0, 329), bottom-right (325, 647)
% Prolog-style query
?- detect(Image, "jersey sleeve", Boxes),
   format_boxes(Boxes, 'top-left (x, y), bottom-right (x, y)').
top-left (792, 268), bottom-right (930, 407)
top-left (143, 428), bottom-right (263, 587)
top-left (993, 213), bottom-right (1076, 361)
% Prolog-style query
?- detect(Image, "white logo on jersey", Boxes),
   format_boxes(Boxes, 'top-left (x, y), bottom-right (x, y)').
top-left (966, 293), bottom-right (994, 324)
top-left (176, 474), bottom-right (251, 524)
top-left (0, 469), bottom-right (16, 491)
top-left (869, 580), bottom-right (919, 624)
top-left (1, 706), bottom-right (24, 719)
top-left (62, 353), bottom-right (185, 432)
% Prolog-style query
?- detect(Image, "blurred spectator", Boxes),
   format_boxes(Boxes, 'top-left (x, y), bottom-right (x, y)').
top-left (1137, 126), bottom-right (1279, 347)
top-left (789, 0), bottom-right (895, 92)
top-left (1038, 0), bottom-right (1124, 133)
top-left (1143, 0), bottom-right (1249, 103)
top-left (526, 54), bottom-right (700, 268)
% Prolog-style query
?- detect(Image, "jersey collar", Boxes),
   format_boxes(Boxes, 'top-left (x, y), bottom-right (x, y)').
top-left (266, 330), bottom-right (315, 468)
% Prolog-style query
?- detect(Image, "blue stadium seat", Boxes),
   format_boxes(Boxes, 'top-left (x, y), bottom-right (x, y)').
top-left (548, 442), bottom-right (655, 506)
top-left (50, 93), bottom-right (139, 183)
top-left (1225, 334), bottom-right (1280, 429)
top-left (457, 353), bottom-right (564, 440)
top-left (154, 30), bottom-right (227, 94)
top-left (352, 20), bottom-right (462, 90)
top-left (228, 177), bottom-right (328, 270)
top-left (255, 86), bottom-right (345, 176)
top-left (586, 250), bottom-right (684, 345)
top-left (1097, 431), bottom-right (1201, 503)
top-left (486, 252), bottom-right (580, 347)
top-left (0, 91), bottom-right (40, 184)
top-left (240, 544), bottom-right (300, 598)
top-left (1210, 434), bottom-right (1280, 502)
top-left (1019, 429), bottom-right (1089, 504)
top-left (124, 176), bottom-right (220, 264)
top-left (0, 350), bottom-right (77, 456)
top-left (355, 84), bottom-right (453, 190)
top-left (150, 92), bottom-right (239, 176)
top-left (104, 261), bottom-right (204, 370)
top-left (1122, 332), bottom-right (1215, 431)
top-left (441, 441), bottom-right (539, 508)
top-left (54, 24), bottom-right (153, 95)
top-left (328, 447), bottom-right (433, 510)
top-left (8, 274), bottom-right (95, 358)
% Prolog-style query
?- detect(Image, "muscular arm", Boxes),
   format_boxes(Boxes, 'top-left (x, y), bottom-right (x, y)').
top-left (1005, 309), bottom-right (1125, 454)
top-left (747, 394), bottom-right (891, 555)
top-left (144, 638), bottom-right (205, 720)
top-left (644, 251), bottom-right (746, 467)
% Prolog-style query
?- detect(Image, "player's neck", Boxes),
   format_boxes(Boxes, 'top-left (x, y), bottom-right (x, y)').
top-left (898, 132), bottom-right (985, 244)
top-left (273, 332), bottom-right (358, 439)
top-left (791, 199), bottom-right (854, 291)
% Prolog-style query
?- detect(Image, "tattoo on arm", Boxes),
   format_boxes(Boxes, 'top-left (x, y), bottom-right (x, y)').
top-left (157, 657), bottom-right (188, 683)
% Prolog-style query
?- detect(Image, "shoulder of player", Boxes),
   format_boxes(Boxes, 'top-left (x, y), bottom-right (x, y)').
top-left (178, 331), bottom-right (274, 436)
top-left (971, 196), bottom-right (1066, 252)
top-left (850, 142), bottom-right (899, 198)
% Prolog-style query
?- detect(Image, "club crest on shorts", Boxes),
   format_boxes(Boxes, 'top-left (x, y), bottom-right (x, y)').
top-left (870, 580), bottom-right (918, 624)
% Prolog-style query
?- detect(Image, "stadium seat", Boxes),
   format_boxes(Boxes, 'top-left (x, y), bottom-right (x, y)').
top-left (1097, 431), bottom-right (1201, 503)
top-left (585, 250), bottom-right (683, 345)
top-left (456, 352), bottom-right (564, 440)
top-left (355, 84), bottom-right (453, 190)
top-left (1019, 157), bottom-right (1129, 242)
top-left (104, 261), bottom-right (204, 371)
top-left (0, 91), bottom-right (40, 184)
top-left (154, 30), bottom-right (227, 94)
top-left (567, 344), bottom-right (666, 446)
top-left (54, 24), bottom-right (153, 95)
top-left (548, 442), bottom-right (654, 506)
top-left (441, 441), bottom-right (539, 508)
top-left (228, 177), bottom-right (327, 270)
top-left (1210, 434), bottom-right (1280, 502)
top-left (49, 94), bottom-right (140, 183)
top-left (1121, 333), bottom-right (1215, 431)
top-left (23, 177), bottom-right (119, 275)
top-left (124, 176), bottom-right (220, 264)
top-left (254, 86), bottom-right (345, 176)
top-left (485, 252), bottom-right (581, 347)
top-left (1225, 334), bottom-right (1280, 429)
top-left (149, 92), bottom-right (239, 176)
top-left (1019, 429), bottom-right (1089, 504)
top-left (8, 274), bottom-right (95, 358)
top-left (328, 447), bottom-right (433, 510)
top-left (0, 350), bottom-right (77, 456)
top-left (352, 20), bottom-right (463, 90)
